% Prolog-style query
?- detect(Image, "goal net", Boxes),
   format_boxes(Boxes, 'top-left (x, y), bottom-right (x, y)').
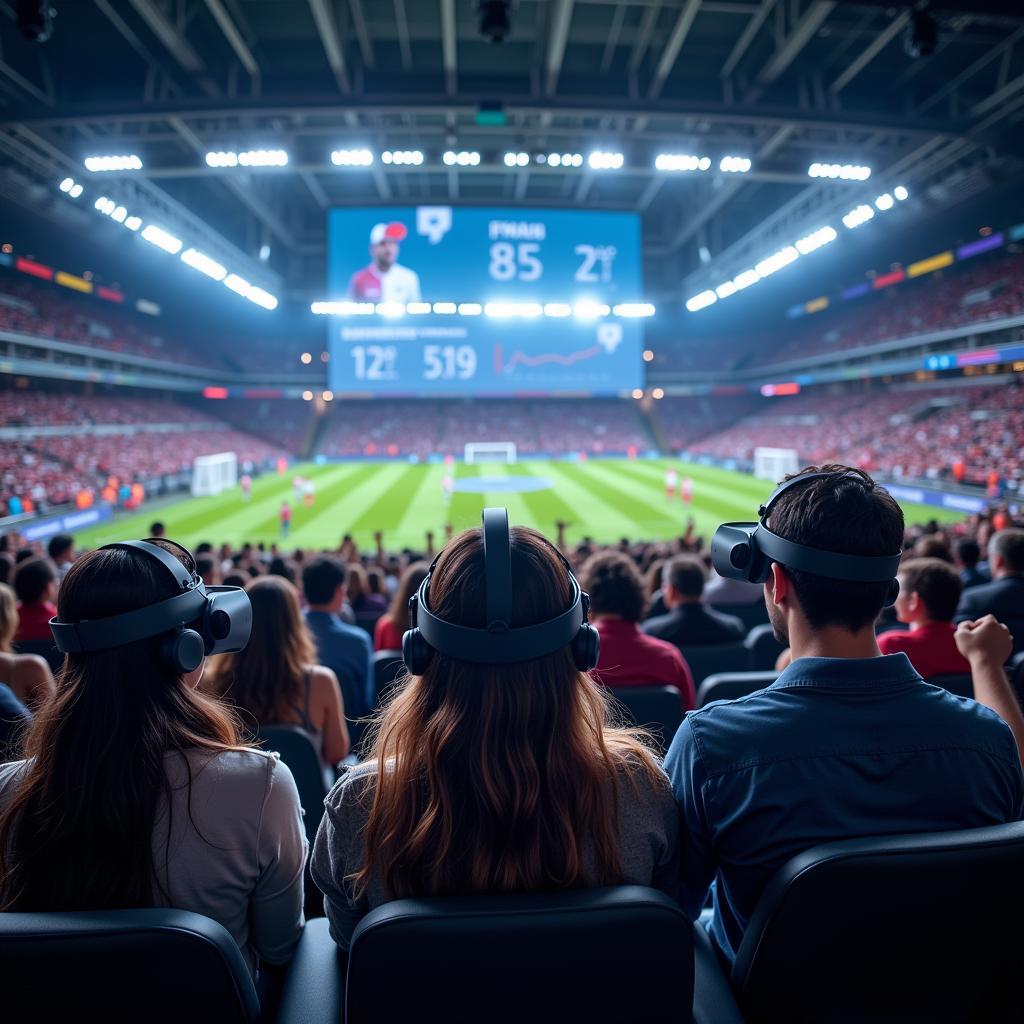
top-left (464, 442), bottom-right (517, 465)
top-left (192, 451), bottom-right (238, 497)
top-left (754, 447), bottom-right (800, 482)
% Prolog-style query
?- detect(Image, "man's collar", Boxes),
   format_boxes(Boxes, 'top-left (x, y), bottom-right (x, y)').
top-left (771, 652), bottom-right (922, 691)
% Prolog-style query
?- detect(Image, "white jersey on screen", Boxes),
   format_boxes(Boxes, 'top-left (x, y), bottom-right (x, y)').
top-left (348, 264), bottom-right (422, 303)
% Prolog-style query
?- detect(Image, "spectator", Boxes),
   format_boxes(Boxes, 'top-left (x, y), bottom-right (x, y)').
top-left (311, 524), bottom-right (678, 949)
top-left (0, 682), bottom-right (29, 762)
top-left (0, 553), bottom-right (12, 586)
top-left (643, 556), bottom-right (746, 648)
top-left (580, 551), bottom-right (695, 709)
top-left (46, 535), bottom-right (74, 581)
top-left (365, 567), bottom-right (389, 607)
top-left (149, 521), bottom-right (166, 539)
top-left (877, 559), bottom-right (971, 679)
top-left (302, 557), bottom-right (373, 722)
top-left (12, 557), bottom-right (57, 644)
top-left (956, 529), bottom-right (1024, 652)
top-left (223, 572), bottom-right (249, 589)
top-left (955, 537), bottom-right (990, 590)
top-left (664, 466), bottom-right (1024, 968)
top-left (195, 554), bottom-right (221, 588)
top-left (703, 569), bottom-right (764, 608)
top-left (0, 541), bottom-right (306, 975)
top-left (208, 575), bottom-right (350, 767)
top-left (914, 534), bottom-right (953, 562)
top-left (374, 561), bottom-right (429, 651)
top-left (0, 583), bottom-right (55, 710)
top-left (346, 563), bottom-right (388, 614)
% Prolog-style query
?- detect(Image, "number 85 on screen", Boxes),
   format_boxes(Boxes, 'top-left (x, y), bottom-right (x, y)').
top-left (423, 345), bottom-right (477, 380)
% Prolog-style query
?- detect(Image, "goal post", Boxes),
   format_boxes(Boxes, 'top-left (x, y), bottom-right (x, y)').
top-left (192, 451), bottom-right (238, 496)
top-left (754, 447), bottom-right (800, 482)
top-left (464, 442), bottom-right (517, 465)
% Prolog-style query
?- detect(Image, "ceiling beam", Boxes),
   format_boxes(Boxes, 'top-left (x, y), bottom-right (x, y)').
top-left (600, 4), bottom-right (627, 74)
top-left (125, 0), bottom-right (206, 74)
top-left (202, 0), bottom-right (260, 80)
top-left (0, 58), bottom-right (51, 107)
top-left (394, 0), bottom-right (413, 71)
top-left (301, 170), bottom-right (328, 210)
top-left (307, 0), bottom-right (350, 93)
top-left (649, 0), bottom-right (702, 99)
top-left (349, 0), bottom-right (375, 69)
top-left (757, 0), bottom-right (835, 85)
top-left (970, 70), bottom-right (1024, 119)
top-left (545, 0), bottom-right (575, 95)
top-left (721, 0), bottom-right (776, 77)
top-left (440, 0), bottom-right (457, 95)
top-left (628, 0), bottom-right (663, 73)
top-left (829, 10), bottom-right (907, 95)
top-left (93, 0), bottom-right (182, 96)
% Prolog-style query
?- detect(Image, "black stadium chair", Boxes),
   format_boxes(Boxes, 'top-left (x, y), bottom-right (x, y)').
top-left (928, 673), bottom-right (974, 699)
top-left (608, 685), bottom-right (684, 751)
top-left (256, 725), bottom-right (334, 846)
top-left (1012, 655), bottom-right (1024, 706)
top-left (12, 637), bottom-right (64, 673)
top-left (744, 622), bottom-right (785, 671)
top-left (682, 642), bottom-right (751, 686)
top-left (371, 649), bottom-right (406, 708)
top-left (732, 822), bottom-right (1024, 1024)
top-left (0, 908), bottom-right (261, 1024)
top-left (697, 670), bottom-right (777, 708)
top-left (354, 609), bottom-right (384, 638)
top-left (709, 600), bottom-right (769, 631)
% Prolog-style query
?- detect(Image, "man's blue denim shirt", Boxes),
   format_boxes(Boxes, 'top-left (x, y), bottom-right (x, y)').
top-left (664, 652), bottom-right (1024, 964)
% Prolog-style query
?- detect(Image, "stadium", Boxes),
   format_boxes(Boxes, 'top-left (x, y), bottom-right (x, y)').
top-left (2, 0), bottom-right (1024, 1020)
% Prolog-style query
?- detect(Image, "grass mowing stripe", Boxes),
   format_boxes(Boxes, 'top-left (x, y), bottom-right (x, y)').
top-left (393, 464), bottom-right (448, 550)
top-left (515, 461), bottom-right (578, 534)
top-left (449, 463), bottom-right (485, 532)
top-left (537, 462), bottom-right (638, 540)
top-left (554, 462), bottom-right (679, 533)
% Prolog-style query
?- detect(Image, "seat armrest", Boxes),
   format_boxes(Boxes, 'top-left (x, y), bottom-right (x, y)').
top-left (692, 922), bottom-right (746, 1024)
top-left (277, 918), bottom-right (345, 1024)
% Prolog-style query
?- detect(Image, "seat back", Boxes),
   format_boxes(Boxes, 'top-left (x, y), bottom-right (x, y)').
top-left (681, 642), bottom-right (751, 684)
top-left (354, 609), bottom-right (384, 638)
top-left (697, 670), bottom-right (777, 708)
top-left (928, 672), bottom-right (974, 699)
top-left (744, 622), bottom-right (784, 671)
top-left (371, 649), bottom-right (406, 709)
top-left (0, 908), bottom-right (260, 1024)
top-left (346, 886), bottom-right (694, 1023)
top-left (608, 686), bottom-right (683, 751)
top-left (709, 600), bottom-right (769, 631)
top-left (256, 724), bottom-right (330, 844)
top-left (12, 637), bottom-right (64, 672)
top-left (733, 822), bottom-right (1024, 1024)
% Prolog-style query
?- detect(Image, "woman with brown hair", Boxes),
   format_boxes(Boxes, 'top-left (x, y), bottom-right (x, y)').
top-left (0, 541), bottom-right (306, 975)
top-left (208, 574), bottom-right (350, 767)
top-left (0, 582), bottom-right (54, 709)
top-left (346, 562), bottom-right (389, 614)
top-left (312, 523), bottom-right (679, 949)
top-left (372, 560), bottom-right (429, 651)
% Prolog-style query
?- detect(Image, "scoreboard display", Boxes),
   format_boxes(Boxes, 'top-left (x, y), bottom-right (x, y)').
top-left (326, 206), bottom-right (644, 396)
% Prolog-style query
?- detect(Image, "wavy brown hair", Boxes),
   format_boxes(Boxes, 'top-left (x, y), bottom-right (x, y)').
top-left (354, 526), bottom-right (663, 901)
top-left (384, 560), bottom-right (429, 634)
top-left (207, 574), bottom-right (316, 724)
top-left (0, 542), bottom-right (243, 912)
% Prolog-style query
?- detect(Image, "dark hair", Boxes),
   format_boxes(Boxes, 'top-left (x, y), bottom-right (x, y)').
top-left (898, 557), bottom-right (962, 622)
top-left (223, 572), bottom-right (248, 588)
top-left (366, 567), bottom-right (386, 596)
top-left (663, 555), bottom-right (705, 599)
top-left (579, 551), bottom-right (645, 623)
top-left (0, 541), bottom-right (243, 912)
top-left (47, 535), bottom-right (73, 561)
top-left (12, 557), bottom-right (56, 605)
top-left (194, 555), bottom-right (217, 580)
top-left (302, 555), bottom-right (347, 605)
top-left (268, 556), bottom-right (296, 585)
top-left (0, 552), bottom-right (12, 586)
top-left (386, 561), bottom-right (430, 634)
top-left (954, 537), bottom-right (981, 568)
top-left (991, 529), bottom-right (1024, 573)
top-left (766, 464), bottom-right (905, 632)
top-left (149, 522), bottom-right (166, 538)
top-left (14, 549), bottom-right (34, 565)
top-left (195, 542), bottom-right (213, 555)
top-left (914, 534), bottom-right (953, 563)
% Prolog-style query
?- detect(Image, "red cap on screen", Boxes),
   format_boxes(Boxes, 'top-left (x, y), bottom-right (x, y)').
top-left (370, 222), bottom-right (408, 244)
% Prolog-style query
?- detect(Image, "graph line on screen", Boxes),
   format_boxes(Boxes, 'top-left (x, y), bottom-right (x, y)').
top-left (494, 344), bottom-right (603, 374)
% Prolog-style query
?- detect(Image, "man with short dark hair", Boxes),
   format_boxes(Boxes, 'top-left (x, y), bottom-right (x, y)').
top-left (956, 529), bottom-right (1024, 652)
top-left (665, 466), bottom-right (1024, 967)
top-left (12, 557), bottom-right (58, 643)
top-left (642, 555), bottom-right (745, 648)
top-left (46, 534), bottom-right (74, 581)
top-left (302, 556), bottom-right (373, 722)
top-left (149, 521), bottom-right (166, 539)
top-left (194, 554), bottom-right (220, 588)
top-left (954, 537), bottom-right (989, 590)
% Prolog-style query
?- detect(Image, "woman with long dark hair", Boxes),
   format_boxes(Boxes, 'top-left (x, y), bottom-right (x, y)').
top-left (312, 525), bottom-right (679, 948)
top-left (207, 574), bottom-right (350, 767)
top-left (372, 560), bottom-right (429, 651)
top-left (0, 541), bottom-right (307, 975)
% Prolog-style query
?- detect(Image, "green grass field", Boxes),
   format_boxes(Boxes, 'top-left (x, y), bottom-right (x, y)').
top-left (70, 459), bottom-right (968, 553)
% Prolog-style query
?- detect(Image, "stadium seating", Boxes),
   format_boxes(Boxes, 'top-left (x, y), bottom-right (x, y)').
top-left (744, 623), bottom-right (785, 671)
top-left (710, 600), bottom-right (770, 631)
top-left (731, 821), bottom-right (1024, 1023)
top-left (256, 725), bottom-right (334, 846)
top-left (682, 642), bottom-right (751, 686)
top-left (371, 649), bottom-right (405, 707)
top-left (608, 685), bottom-right (684, 751)
top-left (698, 671), bottom-right (778, 708)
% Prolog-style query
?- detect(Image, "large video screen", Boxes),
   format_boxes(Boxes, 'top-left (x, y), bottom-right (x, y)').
top-left (326, 206), bottom-right (643, 396)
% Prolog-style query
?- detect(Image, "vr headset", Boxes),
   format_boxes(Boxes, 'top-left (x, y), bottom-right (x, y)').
top-left (711, 470), bottom-right (902, 606)
top-left (50, 539), bottom-right (252, 674)
top-left (402, 507), bottom-right (600, 673)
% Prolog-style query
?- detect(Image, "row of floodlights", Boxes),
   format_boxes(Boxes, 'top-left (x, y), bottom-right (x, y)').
top-left (685, 186), bottom-right (909, 312)
top-left (59, 177), bottom-right (278, 311)
top-left (808, 163), bottom-right (872, 180)
top-left (310, 300), bottom-right (656, 319)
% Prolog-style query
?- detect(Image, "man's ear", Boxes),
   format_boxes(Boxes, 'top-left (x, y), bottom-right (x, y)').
top-left (767, 562), bottom-right (790, 607)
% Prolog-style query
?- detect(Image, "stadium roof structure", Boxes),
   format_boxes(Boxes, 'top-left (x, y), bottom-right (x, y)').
top-left (0, 0), bottom-right (1023, 304)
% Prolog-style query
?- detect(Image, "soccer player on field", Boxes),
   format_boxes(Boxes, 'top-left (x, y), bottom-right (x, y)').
top-left (665, 467), bottom-right (678, 499)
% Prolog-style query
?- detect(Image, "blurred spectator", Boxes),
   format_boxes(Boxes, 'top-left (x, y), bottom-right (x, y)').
top-left (914, 534), bottom-right (953, 562)
top-left (46, 535), bottom-right (74, 581)
top-left (704, 569), bottom-right (764, 609)
top-left (374, 562), bottom-right (429, 652)
top-left (643, 556), bottom-right (746, 648)
top-left (12, 557), bottom-right (57, 644)
top-left (365, 567), bottom-right (391, 610)
top-left (580, 551), bottom-right (695, 709)
top-left (956, 529), bottom-right (1024, 652)
top-left (195, 554), bottom-right (220, 588)
top-left (149, 522), bottom-right (166, 539)
top-left (0, 553), bottom-right (12, 586)
top-left (955, 537), bottom-right (990, 590)
top-left (0, 582), bottom-right (54, 709)
top-left (877, 559), bottom-right (971, 679)
top-left (0, 682), bottom-right (29, 762)
top-left (346, 563), bottom-right (388, 614)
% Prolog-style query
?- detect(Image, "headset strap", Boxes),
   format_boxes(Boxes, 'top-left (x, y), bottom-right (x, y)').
top-left (50, 588), bottom-right (208, 653)
top-left (105, 539), bottom-right (196, 591)
top-left (756, 525), bottom-right (902, 583)
top-left (758, 470), bottom-right (843, 520)
top-left (482, 507), bottom-right (513, 628)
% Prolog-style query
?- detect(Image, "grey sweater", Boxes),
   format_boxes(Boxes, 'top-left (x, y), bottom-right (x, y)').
top-left (311, 758), bottom-right (681, 949)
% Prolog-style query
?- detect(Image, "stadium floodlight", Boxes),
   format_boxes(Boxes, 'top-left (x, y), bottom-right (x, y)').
top-left (894, 185), bottom-right (909, 201)
top-left (124, 215), bottom-right (142, 231)
top-left (322, 390), bottom-right (334, 402)
top-left (612, 303), bottom-right (656, 318)
top-left (84, 155), bottom-right (143, 172)
top-left (302, 390), bottom-right (313, 401)
top-left (652, 388), bottom-right (665, 400)
top-left (643, 349), bottom-right (654, 362)
top-left (443, 150), bottom-right (481, 167)
top-left (587, 151), bottom-right (624, 170)
top-left (543, 302), bottom-right (572, 317)
top-left (141, 224), bottom-right (183, 254)
top-left (224, 273), bottom-right (251, 297)
top-left (504, 151), bottom-right (530, 167)
top-left (239, 149), bottom-right (288, 167)
top-left (110, 206), bottom-right (128, 223)
top-left (94, 196), bottom-right (116, 214)
top-left (875, 193), bottom-right (895, 211)
top-left (247, 287), bottom-right (278, 311)
top-left (432, 301), bottom-right (457, 314)
top-left (70, 183), bottom-right (84, 198)
top-left (181, 247), bottom-right (227, 281)
top-left (631, 389), bottom-right (644, 400)
top-left (376, 301), bottom-right (406, 317)
top-left (795, 226), bottom-right (838, 255)
top-left (381, 150), bottom-right (424, 165)
top-left (808, 162), bottom-right (871, 180)
top-left (655, 154), bottom-right (705, 172)
top-left (755, 246), bottom-right (799, 278)
top-left (484, 301), bottom-right (543, 318)
top-left (301, 352), bottom-right (312, 364)
top-left (206, 151), bottom-right (238, 167)
top-left (573, 299), bottom-right (611, 319)
top-left (719, 156), bottom-right (751, 173)
top-left (842, 204), bottom-right (875, 229)
top-left (457, 302), bottom-right (482, 316)
top-left (407, 301), bottom-right (432, 314)
top-left (715, 281), bottom-right (738, 299)
top-left (733, 269), bottom-right (761, 290)
top-left (686, 290), bottom-right (717, 312)
top-left (58, 177), bottom-right (74, 193)
top-left (330, 148), bottom-right (374, 166)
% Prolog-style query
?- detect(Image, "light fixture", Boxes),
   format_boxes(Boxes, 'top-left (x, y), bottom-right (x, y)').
top-left (543, 302), bottom-right (572, 317)
top-left (795, 226), bottom-right (838, 255)
top-left (504, 151), bottom-right (530, 167)
top-left (655, 154), bottom-right (711, 172)
top-left (719, 156), bottom-right (751, 173)
top-left (180, 247), bottom-right (227, 281)
top-left (643, 349), bottom-right (654, 362)
top-left (302, 390), bottom-right (313, 401)
top-left (894, 185), bottom-right (909, 201)
top-left (808, 163), bottom-right (871, 180)
top-left (652, 388), bottom-right (665, 400)
top-left (587, 151), bottom-right (624, 170)
top-left (322, 390), bottom-right (334, 402)
top-left (124, 215), bottom-right (142, 231)
top-left (381, 150), bottom-right (424, 165)
top-left (376, 301), bottom-right (406, 317)
top-left (733, 269), bottom-right (760, 290)
top-left (432, 301), bottom-right (457, 314)
top-left (141, 224), bottom-right (183, 254)
top-left (330, 148), bottom-right (374, 166)
top-left (84, 155), bottom-right (143, 172)
top-left (685, 290), bottom-right (717, 312)
top-left (631, 389), bottom-right (644, 400)
top-left (300, 352), bottom-right (312, 364)
top-left (224, 273), bottom-right (251, 296)
top-left (407, 301), bottom-right (432, 314)
top-left (842, 204), bottom-right (875, 229)
top-left (755, 246), bottom-right (799, 277)
top-left (612, 303), bottom-right (656, 318)
top-left (443, 150), bottom-right (481, 167)
top-left (875, 193), bottom-right (895, 211)
top-left (573, 300), bottom-right (610, 319)
top-left (247, 287), bottom-right (278, 311)
top-left (457, 302), bottom-right (482, 316)
top-left (110, 206), bottom-right (127, 223)
top-left (206, 149), bottom-right (288, 168)
top-left (715, 281), bottom-right (737, 299)
top-left (58, 177), bottom-right (74, 193)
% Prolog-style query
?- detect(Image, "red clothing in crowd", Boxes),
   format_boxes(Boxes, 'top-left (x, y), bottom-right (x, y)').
top-left (374, 615), bottom-right (404, 652)
top-left (877, 622), bottom-right (970, 680)
top-left (15, 601), bottom-right (58, 643)
top-left (591, 617), bottom-right (696, 710)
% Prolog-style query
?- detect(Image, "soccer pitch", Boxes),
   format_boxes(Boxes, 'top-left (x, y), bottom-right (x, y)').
top-left (71, 459), bottom-right (967, 552)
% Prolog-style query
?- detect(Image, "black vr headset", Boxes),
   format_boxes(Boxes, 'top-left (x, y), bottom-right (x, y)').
top-left (402, 507), bottom-right (600, 674)
top-left (50, 539), bottom-right (252, 674)
top-left (711, 470), bottom-right (902, 606)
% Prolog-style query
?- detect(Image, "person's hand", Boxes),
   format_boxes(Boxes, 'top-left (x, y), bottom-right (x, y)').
top-left (373, 530), bottom-right (383, 544)
top-left (955, 615), bottom-right (1013, 666)
top-left (445, 522), bottom-right (453, 538)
